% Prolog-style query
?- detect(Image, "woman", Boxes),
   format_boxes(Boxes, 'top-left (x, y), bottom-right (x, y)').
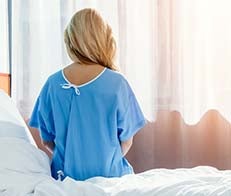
top-left (29, 8), bottom-right (146, 181)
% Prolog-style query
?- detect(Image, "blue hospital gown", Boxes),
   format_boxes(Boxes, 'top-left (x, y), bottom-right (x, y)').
top-left (29, 68), bottom-right (146, 181)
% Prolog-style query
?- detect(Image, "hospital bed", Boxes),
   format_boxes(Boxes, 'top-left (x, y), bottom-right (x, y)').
top-left (1, 89), bottom-right (231, 196)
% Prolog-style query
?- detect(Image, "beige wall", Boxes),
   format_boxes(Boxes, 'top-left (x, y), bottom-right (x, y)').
top-left (127, 110), bottom-right (231, 173)
top-left (0, 73), bottom-right (10, 95)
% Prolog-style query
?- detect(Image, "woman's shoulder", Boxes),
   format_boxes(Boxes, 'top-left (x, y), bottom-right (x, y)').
top-left (104, 68), bottom-right (128, 84)
top-left (38, 70), bottom-right (63, 93)
top-left (38, 70), bottom-right (63, 91)
top-left (47, 69), bottom-right (63, 82)
top-left (102, 69), bottom-right (133, 95)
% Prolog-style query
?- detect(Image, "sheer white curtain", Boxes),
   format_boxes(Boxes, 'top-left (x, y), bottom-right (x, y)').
top-left (0, 0), bottom-right (9, 74)
top-left (118, 0), bottom-right (231, 124)
top-left (12, 1), bottom-right (70, 118)
top-left (11, 0), bottom-right (231, 125)
top-left (155, 0), bottom-right (231, 124)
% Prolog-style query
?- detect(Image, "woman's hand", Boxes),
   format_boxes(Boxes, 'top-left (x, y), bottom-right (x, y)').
top-left (42, 140), bottom-right (55, 155)
top-left (120, 137), bottom-right (133, 156)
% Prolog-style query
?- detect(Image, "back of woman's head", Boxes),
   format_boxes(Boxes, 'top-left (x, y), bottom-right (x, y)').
top-left (64, 8), bottom-right (117, 70)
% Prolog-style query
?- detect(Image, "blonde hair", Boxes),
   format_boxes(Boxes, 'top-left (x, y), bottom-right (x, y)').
top-left (64, 8), bottom-right (117, 70)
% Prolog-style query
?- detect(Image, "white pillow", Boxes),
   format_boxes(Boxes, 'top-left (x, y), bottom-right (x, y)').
top-left (0, 137), bottom-right (50, 174)
top-left (0, 89), bottom-right (36, 146)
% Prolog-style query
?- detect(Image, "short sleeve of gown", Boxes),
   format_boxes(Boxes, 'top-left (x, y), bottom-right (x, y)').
top-left (117, 78), bottom-right (146, 142)
top-left (29, 80), bottom-right (55, 142)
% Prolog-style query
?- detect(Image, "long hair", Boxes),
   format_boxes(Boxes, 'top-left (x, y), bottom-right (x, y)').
top-left (64, 8), bottom-right (117, 70)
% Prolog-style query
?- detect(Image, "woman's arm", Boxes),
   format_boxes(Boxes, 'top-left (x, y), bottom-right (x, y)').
top-left (42, 140), bottom-right (55, 155)
top-left (120, 137), bottom-right (133, 156)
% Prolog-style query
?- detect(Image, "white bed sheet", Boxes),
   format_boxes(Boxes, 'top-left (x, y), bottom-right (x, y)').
top-left (1, 137), bottom-right (231, 196)
top-left (85, 166), bottom-right (231, 195)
